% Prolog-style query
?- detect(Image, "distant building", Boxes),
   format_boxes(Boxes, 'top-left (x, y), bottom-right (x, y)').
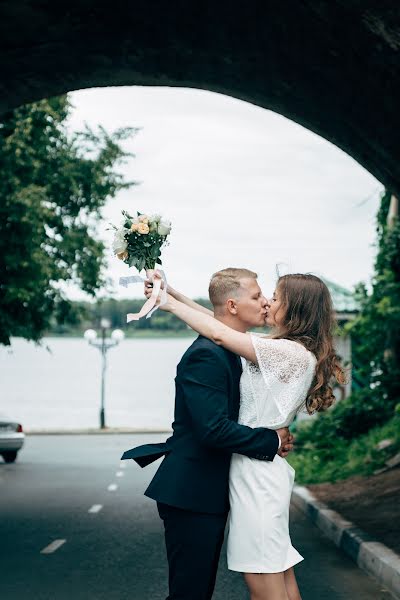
top-left (323, 278), bottom-right (360, 319)
top-left (296, 278), bottom-right (359, 424)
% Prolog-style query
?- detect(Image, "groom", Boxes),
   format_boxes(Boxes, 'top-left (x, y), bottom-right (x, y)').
top-left (122, 268), bottom-right (294, 600)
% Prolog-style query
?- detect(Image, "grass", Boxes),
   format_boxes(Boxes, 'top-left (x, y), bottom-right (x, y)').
top-left (288, 413), bottom-right (400, 484)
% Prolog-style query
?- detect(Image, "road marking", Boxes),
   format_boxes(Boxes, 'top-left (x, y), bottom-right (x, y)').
top-left (88, 504), bottom-right (103, 513)
top-left (116, 471), bottom-right (124, 477)
top-left (108, 483), bottom-right (118, 491)
top-left (40, 539), bottom-right (66, 554)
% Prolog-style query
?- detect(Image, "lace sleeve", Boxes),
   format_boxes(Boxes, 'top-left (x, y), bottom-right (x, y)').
top-left (251, 335), bottom-right (311, 384)
top-left (249, 334), bottom-right (316, 423)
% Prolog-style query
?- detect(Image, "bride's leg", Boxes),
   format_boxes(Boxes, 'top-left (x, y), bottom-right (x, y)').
top-left (244, 572), bottom-right (289, 600)
top-left (284, 567), bottom-right (302, 600)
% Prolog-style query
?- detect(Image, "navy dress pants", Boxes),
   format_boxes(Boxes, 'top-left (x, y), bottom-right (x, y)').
top-left (157, 502), bottom-right (228, 600)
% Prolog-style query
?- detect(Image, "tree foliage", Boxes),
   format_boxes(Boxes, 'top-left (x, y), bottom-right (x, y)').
top-left (348, 190), bottom-right (400, 407)
top-left (0, 96), bottom-right (137, 345)
top-left (48, 297), bottom-right (213, 335)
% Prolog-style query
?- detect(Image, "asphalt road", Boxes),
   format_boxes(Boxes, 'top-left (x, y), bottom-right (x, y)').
top-left (0, 434), bottom-right (394, 600)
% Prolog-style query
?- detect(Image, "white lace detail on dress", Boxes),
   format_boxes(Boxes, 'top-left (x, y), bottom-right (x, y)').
top-left (252, 336), bottom-right (310, 383)
top-left (238, 336), bottom-right (316, 429)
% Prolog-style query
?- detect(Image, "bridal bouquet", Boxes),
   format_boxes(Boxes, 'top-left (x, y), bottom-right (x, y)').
top-left (111, 210), bottom-right (172, 272)
top-left (111, 210), bottom-right (171, 322)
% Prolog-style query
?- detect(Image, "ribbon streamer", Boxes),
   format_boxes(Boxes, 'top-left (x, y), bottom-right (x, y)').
top-left (119, 270), bottom-right (168, 322)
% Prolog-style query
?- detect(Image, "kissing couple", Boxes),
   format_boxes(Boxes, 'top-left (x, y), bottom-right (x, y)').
top-left (122, 267), bottom-right (345, 600)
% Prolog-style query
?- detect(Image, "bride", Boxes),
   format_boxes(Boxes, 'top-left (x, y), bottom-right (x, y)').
top-left (146, 271), bottom-right (345, 600)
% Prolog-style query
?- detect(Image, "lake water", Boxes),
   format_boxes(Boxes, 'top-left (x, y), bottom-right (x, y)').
top-left (0, 337), bottom-right (196, 431)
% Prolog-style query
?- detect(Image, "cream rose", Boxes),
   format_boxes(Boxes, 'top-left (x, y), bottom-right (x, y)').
top-left (137, 222), bottom-right (150, 234)
top-left (130, 223), bottom-right (139, 232)
top-left (138, 215), bottom-right (149, 224)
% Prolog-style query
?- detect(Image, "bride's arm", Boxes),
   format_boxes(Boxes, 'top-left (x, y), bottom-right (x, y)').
top-left (168, 285), bottom-right (214, 317)
top-left (145, 276), bottom-right (214, 316)
top-left (164, 294), bottom-right (258, 363)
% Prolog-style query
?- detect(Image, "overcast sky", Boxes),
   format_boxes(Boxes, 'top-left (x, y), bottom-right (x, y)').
top-left (67, 86), bottom-right (382, 300)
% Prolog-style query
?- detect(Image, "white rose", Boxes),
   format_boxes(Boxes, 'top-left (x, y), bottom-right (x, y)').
top-left (112, 228), bottom-right (128, 254)
top-left (150, 213), bottom-right (162, 223)
top-left (157, 220), bottom-right (172, 236)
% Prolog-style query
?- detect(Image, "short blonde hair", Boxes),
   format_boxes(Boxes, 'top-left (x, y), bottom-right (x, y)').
top-left (208, 268), bottom-right (258, 308)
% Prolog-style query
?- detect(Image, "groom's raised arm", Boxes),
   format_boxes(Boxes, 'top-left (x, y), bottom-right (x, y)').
top-left (178, 347), bottom-right (279, 461)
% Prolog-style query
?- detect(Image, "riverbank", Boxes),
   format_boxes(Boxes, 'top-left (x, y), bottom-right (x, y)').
top-left (43, 329), bottom-right (197, 339)
top-left (25, 427), bottom-right (172, 435)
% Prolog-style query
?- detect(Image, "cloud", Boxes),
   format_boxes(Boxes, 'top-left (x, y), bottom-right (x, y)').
top-left (66, 86), bottom-right (382, 300)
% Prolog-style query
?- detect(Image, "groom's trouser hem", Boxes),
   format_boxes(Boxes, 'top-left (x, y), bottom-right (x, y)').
top-left (157, 502), bottom-right (228, 600)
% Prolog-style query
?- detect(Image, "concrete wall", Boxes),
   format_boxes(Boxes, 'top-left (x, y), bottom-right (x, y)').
top-left (0, 2), bottom-right (399, 195)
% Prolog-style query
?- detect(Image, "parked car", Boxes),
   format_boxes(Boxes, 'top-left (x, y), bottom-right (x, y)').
top-left (0, 414), bottom-right (25, 463)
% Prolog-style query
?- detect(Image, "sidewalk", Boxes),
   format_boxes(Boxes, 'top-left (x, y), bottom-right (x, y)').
top-left (293, 485), bottom-right (400, 600)
top-left (25, 428), bottom-right (172, 435)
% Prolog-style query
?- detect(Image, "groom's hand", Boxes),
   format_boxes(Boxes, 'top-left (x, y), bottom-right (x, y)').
top-left (276, 427), bottom-right (294, 458)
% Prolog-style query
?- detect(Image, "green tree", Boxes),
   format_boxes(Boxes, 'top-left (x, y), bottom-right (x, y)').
top-left (348, 190), bottom-right (400, 409)
top-left (0, 96), bottom-right (137, 345)
top-left (47, 297), bottom-right (214, 335)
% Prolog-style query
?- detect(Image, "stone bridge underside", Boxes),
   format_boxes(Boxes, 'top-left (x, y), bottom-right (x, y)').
top-left (0, 1), bottom-right (399, 195)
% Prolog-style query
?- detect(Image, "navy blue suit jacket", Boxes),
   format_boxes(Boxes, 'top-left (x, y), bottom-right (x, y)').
top-left (122, 335), bottom-right (279, 514)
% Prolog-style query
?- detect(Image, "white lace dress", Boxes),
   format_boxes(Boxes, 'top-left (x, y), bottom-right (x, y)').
top-left (227, 334), bottom-right (317, 573)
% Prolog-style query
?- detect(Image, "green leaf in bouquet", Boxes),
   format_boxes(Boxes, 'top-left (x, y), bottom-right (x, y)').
top-left (128, 255), bottom-right (138, 268)
top-left (145, 259), bottom-right (156, 270)
top-left (138, 257), bottom-right (146, 272)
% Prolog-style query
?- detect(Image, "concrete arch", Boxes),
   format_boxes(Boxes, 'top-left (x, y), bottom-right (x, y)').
top-left (0, 1), bottom-right (399, 195)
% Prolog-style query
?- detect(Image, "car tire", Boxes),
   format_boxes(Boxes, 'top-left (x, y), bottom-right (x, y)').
top-left (2, 451), bottom-right (18, 463)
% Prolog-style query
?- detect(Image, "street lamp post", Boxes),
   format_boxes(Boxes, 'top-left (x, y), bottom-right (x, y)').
top-left (84, 318), bottom-right (125, 429)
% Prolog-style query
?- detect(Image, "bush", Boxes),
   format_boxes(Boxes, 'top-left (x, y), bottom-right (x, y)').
top-left (288, 411), bottom-right (400, 484)
top-left (294, 388), bottom-right (399, 453)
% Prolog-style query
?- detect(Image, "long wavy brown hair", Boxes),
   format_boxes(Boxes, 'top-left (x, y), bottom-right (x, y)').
top-left (271, 273), bottom-right (346, 414)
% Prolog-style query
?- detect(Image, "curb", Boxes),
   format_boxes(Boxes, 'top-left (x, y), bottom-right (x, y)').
top-left (25, 428), bottom-right (172, 436)
top-left (292, 485), bottom-right (400, 599)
